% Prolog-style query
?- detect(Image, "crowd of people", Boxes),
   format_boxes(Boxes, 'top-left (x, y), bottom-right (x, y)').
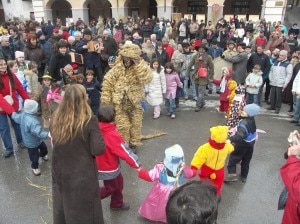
top-left (0, 14), bottom-right (300, 224)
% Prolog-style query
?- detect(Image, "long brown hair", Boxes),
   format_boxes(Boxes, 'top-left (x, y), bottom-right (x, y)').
top-left (50, 84), bottom-right (93, 145)
top-left (0, 58), bottom-right (16, 90)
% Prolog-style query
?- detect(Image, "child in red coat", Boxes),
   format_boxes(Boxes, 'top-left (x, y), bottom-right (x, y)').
top-left (211, 67), bottom-right (232, 112)
top-left (95, 104), bottom-right (141, 210)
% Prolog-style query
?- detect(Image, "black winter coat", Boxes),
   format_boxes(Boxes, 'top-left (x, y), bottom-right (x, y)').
top-left (48, 53), bottom-right (71, 81)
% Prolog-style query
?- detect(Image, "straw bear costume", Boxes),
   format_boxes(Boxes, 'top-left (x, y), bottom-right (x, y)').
top-left (101, 44), bottom-right (152, 147)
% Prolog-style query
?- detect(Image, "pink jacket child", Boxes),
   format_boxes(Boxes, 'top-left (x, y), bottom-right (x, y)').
top-left (137, 144), bottom-right (193, 223)
top-left (212, 67), bottom-right (232, 112)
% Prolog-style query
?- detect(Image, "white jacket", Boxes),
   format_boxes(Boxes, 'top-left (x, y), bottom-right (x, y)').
top-left (245, 72), bottom-right (263, 94)
top-left (145, 68), bottom-right (166, 106)
top-left (292, 70), bottom-right (300, 95)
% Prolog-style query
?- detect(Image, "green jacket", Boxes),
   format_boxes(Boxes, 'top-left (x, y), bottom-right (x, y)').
top-left (186, 52), bottom-right (214, 85)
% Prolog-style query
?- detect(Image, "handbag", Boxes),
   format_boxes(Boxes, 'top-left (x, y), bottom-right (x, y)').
top-left (198, 67), bottom-right (208, 78)
top-left (0, 80), bottom-right (14, 111)
top-left (278, 187), bottom-right (288, 210)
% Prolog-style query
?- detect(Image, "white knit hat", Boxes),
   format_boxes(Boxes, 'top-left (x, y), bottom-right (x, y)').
top-left (15, 51), bottom-right (24, 59)
top-left (24, 99), bottom-right (38, 114)
top-left (163, 144), bottom-right (184, 178)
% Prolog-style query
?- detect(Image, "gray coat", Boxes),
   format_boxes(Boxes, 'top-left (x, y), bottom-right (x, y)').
top-left (52, 116), bottom-right (105, 224)
top-left (224, 51), bottom-right (248, 84)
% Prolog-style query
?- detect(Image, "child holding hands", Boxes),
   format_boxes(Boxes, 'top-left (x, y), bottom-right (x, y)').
top-left (96, 105), bottom-right (141, 210)
top-left (137, 144), bottom-right (193, 223)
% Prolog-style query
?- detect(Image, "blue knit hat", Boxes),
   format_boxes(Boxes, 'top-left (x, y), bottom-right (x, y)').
top-left (243, 104), bottom-right (260, 117)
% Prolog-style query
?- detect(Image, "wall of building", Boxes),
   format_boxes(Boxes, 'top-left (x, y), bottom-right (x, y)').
top-left (2, 0), bottom-right (33, 21)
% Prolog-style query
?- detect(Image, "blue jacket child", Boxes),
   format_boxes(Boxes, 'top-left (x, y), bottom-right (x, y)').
top-left (12, 99), bottom-right (49, 176)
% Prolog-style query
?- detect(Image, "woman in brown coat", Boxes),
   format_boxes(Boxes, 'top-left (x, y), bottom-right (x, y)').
top-left (50, 84), bottom-right (105, 224)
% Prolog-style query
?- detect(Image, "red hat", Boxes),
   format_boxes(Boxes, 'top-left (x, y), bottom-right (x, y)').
top-left (53, 28), bottom-right (59, 34)
top-left (72, 64), bottom-right (79, 70)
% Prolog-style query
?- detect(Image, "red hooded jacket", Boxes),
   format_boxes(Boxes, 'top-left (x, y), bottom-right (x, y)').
top-left (96, 122), bottom-right (140, 180)
top-left (0, 73), bottom-right (29, 114)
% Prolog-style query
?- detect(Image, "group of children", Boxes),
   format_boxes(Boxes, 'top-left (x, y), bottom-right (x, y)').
top-left (10, 50), bottom-right (262, 222)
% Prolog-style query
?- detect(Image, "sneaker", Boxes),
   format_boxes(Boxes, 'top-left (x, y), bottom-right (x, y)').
top-left (240, 176), bottom-right (247, 183)
top-left (171, 114), bottom-right (176, 119)
top-left (267, 107), bottom-right (275, 110)
top-left (4, 151), bottom-right (13, 158)
top-left (42, 155), bottom-right (49, 161)
top-left (111, 203), bottom-right (130, 210)
top-left (224, 174), bottom-right (238, 182)
top-left (167, 113), bottom-right (171, 116)
top-left (195, 107), bottom-right (200, 112)
top-left (208, 90), bottom-right (212, 94)
top-left (275, 109), bottom-right (280, 114)
top-left (32, 168), bottom-right (41, 176)
top-left (193, 97), bottom-right (198, 101)
top-left (216, 91), bottom-right (221, 94)
top-left (184, 96), bottom-right (188, 100)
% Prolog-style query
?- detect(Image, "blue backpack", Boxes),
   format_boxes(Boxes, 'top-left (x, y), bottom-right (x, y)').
top-left (238, 123), bottom-right (257, 143)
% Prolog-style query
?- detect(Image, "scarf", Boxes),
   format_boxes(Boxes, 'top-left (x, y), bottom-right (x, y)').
top-left (220, 76), bottom-right (227, 93)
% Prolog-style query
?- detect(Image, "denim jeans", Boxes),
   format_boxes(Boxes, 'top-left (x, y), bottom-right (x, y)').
top-left (293, 95), bottom-right (300, 121)
top-left (182, 70), bottom-right (196, 99)
top-left (0, 113), bottom-right (23, 153)
top-left (246, 93), bottom-right (259, 105)
top-left (165, 97), bottom-right (176, 115)
top-left (27, 141), bottom-right (48, 169)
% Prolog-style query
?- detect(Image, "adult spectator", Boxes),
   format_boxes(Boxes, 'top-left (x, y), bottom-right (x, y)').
top-left (0, 36), bottom-right (14, 60)
top-left (207, 39), bottom-right (223, 59)
top-left (189, 20), bottom-right (198, 40)
top-left (215, 25), bottom-right (227, 50)
top-left (76, 29), bottom-right (103, 83)
top-left (13, 31), bottom-right (26, 52)
top-left (0, 57), bottom-right (29, 158)
top-left (165, 22), bottom-right (173, 40)
top-left (205, 20), bottom-right (215, 32)
top-left (101, 30), bottom-right (118, 73)
top-left (287, 34), bottom-right (298, 55)
top-left (162, 37), bottom-right (174, 60)
top-left (142, 38), bottom-right (155, 61)
top-left (166, 180), bottom-right (218, 224)
top-left (152, 41), bottom-right (169, 67)
top-left (247, 45), bottom-right (271, 105)
top-left (181, 42), bottom-right (197, 100)
top-left (261, 49), bottom-right (273, 104)
top-left (50, 84), bottom-right (105, 224)
top-left (44, 20), bottom-right (54, 40)
top-left (266, 31), bottom-right (290, 53)
top-left (141, 20), bottom-right (152, 39)
top-left (153, 23), bottom-right (163, 41)
top-left (8, 26), bottom-right (19, 47)
top-left (24, 34), bottom-right (47, 76)
top-left (186, 44), bottom-right (214, 112)
top-left (48, 39), bottom-right (71, 82)
top-left (255, 31), bottom-right (268, 49)
top-left (280, 140), bottom-right (300, 224)
top-left (268, 50), bottom-right (293, 114)
top-left (37, 31), bottom-right (52, 66)
top-left (178, 21), bottom-right (187, 42)
top-left (150, 34), bottom-right (157, 49)
top-left (204, 29), bottom-right (215, 47)
top-left (223, 42), bottom-right (248, 84)
top-left (288, 23), bottom-right (299, 39)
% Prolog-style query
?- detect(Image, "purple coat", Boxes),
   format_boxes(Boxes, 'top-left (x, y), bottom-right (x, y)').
top-left (164, 71), bottom-right (183, 99)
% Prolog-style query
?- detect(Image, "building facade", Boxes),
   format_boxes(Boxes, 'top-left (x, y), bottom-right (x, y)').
top-left (0, 0), bottom-right (298, 25)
